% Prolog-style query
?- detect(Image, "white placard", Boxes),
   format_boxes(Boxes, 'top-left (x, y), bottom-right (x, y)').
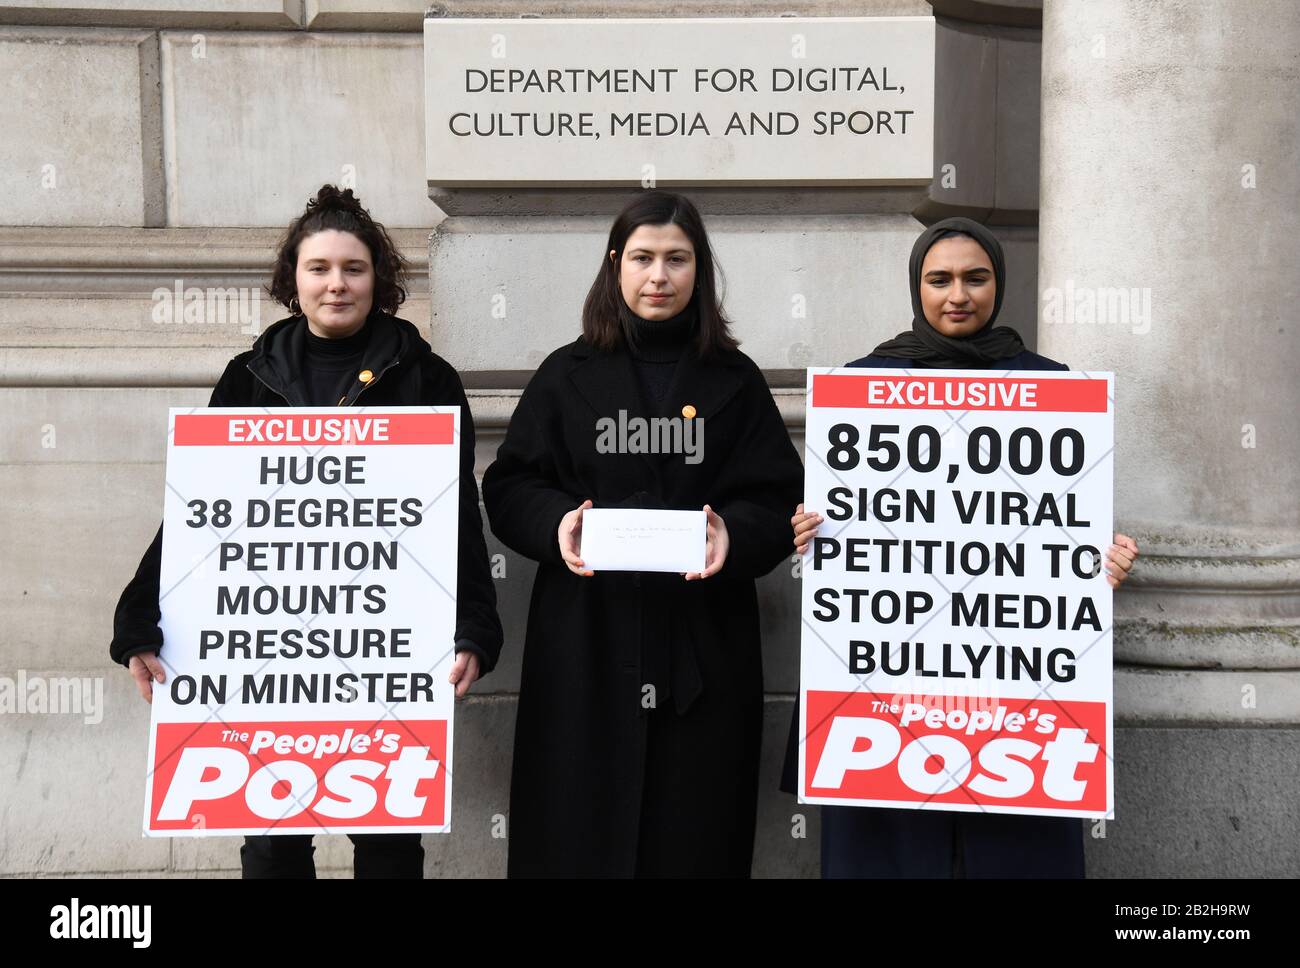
top-left (797, 369), bottom-right (1115, 819)
top-left (143, 407), bottom-right (460, 836)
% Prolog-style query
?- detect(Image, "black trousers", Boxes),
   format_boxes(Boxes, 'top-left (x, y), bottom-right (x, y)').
top-left (240, 834), bottom-right (424, 879)
top-left (820, 805), bottom-right (1085, 878)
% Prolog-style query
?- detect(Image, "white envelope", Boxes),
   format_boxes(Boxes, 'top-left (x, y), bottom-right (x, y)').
top-left (579, 508), bottom-right (707, 573)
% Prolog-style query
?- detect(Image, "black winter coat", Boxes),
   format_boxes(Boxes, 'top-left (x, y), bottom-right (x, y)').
top-left (109, 311), bottom-right (504, 674)
top-left (483, 336), bottom-right (803, 877)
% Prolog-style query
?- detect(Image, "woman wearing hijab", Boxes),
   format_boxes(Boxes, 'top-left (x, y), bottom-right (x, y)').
top-left (483, 191), bottom-right (804, 877)
top-left (110, 184), bottom-right (503, 878)
top-left (784, 216), bottom-right (1139, 878)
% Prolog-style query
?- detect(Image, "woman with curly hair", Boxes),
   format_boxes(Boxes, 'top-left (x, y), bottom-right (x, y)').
top-left (109, 185), bottom-right (503, 878)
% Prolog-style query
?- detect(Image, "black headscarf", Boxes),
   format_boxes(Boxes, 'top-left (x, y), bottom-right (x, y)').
top-left (871, 216), bottom-right (1027, 367)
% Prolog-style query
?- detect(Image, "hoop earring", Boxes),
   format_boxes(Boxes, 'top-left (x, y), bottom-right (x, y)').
top-left (289, 296), bottom-right (301, 315)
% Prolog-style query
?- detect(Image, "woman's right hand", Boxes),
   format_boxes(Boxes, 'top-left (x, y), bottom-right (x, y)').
top-left (128, 651), bottom-right (166, 704)
top-left (558, 500), bottom-right (595, 577)
top-left (792, 503), bottom-right (823, 556)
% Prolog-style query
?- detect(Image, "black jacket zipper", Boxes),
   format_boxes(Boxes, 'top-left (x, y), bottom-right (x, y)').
top-left (347, 357), bottom-right (402, 406)
top-left (245, 363), bottom-right (289, 404)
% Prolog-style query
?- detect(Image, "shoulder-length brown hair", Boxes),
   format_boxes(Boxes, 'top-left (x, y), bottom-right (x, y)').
top-left (267, 184), bottom-right (409, 315)
top-left (582, 191), bottom-right (738, 357)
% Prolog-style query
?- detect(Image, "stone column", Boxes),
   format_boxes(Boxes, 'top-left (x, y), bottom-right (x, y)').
top-left (1038, 0), bottom-right (1300, 874)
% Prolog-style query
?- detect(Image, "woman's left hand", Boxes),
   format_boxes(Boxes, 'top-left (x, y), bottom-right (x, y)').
top-left (685, 504), bottom-right (729, 580)
top-left (449, 650), bottom-right (480, 698)
top-left (1105, 533), bottom-right (1139, 589)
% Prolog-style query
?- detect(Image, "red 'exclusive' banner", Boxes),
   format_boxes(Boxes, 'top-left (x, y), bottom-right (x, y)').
top-left (172, 412), bottom-right (454, 446)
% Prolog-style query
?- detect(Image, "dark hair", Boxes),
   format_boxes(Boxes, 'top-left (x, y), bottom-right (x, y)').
top-left (267, 185), bottom-right (408, 316)
top-left (581, 191), bottom-right (738, 357)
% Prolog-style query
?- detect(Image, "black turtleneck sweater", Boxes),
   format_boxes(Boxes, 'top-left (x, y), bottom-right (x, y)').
top-left (303, 322), bottom-right (372, 407)
top-left (623, 304), bottom-right (696, 414)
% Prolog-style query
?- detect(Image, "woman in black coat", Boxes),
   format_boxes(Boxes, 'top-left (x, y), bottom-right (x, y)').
top-left (483, 191), bottom-right (804, 877)
top-left (785, 216), bottom-right (1139, 877)
top-left (110, 185), bottom-right (503, 878)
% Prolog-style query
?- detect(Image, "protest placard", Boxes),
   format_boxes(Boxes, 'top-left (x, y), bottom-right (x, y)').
top-left (143, 407), bottom-right (460, 836)
top-left (798, 369), bottom-right (1114, 818)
